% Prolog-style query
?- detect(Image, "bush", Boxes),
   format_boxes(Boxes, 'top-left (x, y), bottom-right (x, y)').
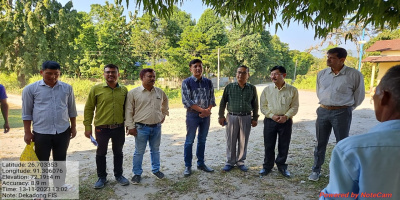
top-left (292, 74), bottom-right (317, 90)
top-left (0, 72), bottom-right (21, 93)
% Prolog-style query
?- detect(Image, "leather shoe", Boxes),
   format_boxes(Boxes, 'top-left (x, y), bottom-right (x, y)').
top-left (259, 168), bottom-right (272, 176)
top-left (222, 165), bottom-right (233, 172)
top-left (184, 167), bottom-right (192, 177)
top-left (197, 165), bottom-right (214, 172)
top-left (278, 168), bottom-right (291, 177)
top-left (238, 165), bottom-right (249, 172)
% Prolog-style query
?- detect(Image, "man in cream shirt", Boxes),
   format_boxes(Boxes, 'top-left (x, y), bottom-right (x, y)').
top-left (125, 68), bottom-right (169, 184)
top-left (259, 66), bottom-right (299, 177)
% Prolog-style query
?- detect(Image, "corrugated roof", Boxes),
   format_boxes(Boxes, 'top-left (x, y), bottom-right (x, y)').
top-left (366, 39), bottom-right (400, 52)
top-left (362, 56), bottom-right (400, 63)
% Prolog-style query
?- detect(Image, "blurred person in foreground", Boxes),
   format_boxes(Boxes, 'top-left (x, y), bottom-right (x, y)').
top-left (320, 65), bottom-right (400, 199)
top-left (0, 84), bottom-right (10, 133)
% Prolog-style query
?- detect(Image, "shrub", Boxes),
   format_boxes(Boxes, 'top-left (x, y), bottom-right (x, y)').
top-left (0, 72), bottom-right (20, 93)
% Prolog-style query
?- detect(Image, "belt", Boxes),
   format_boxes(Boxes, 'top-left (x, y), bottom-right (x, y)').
top-left (320, 105), bottom-right (349, 110)
top-left (135, 122), bottom-right (158, 127)
top-left (96, 123), bottom-right (124, 129)
top-left (229, 112), bottom-right (251, 116)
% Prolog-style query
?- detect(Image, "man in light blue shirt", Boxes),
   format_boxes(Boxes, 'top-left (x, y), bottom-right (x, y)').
top-left (22, 61), bottom-right (77, 187)
top-left (320, 65), bottom-right (400, 199)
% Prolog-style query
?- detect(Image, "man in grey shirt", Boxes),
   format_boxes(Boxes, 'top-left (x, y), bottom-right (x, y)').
top-left (22, 61), bottom-right (77, 187)
top-left (308, 47), bottom-right (365, 181)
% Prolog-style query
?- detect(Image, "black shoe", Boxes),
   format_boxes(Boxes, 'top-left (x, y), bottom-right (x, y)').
top-left (222, 165), bottom-right (233, 172)
top-left (115, 175), bottom-right (129, 186)
top-left (238, 165), bottom-right (249, 172)
top-left (94, 177), bottom-right (108, 189)
top-left (153, 171), bottom-right (165, 179)
top-left (131, 175), bottom-right (141, 184)
top-left (197, 165), bottom-right (214, 172)
top-left (259, 168), bottom-right (272, 176)
top-left (278, 168), bottom-right (291, 177)
top-left (184, 167), bottom-right (192, 177)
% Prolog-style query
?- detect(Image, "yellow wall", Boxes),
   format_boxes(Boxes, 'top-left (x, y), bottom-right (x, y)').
top-left (381, 50), bottom-right (400, 56)
top-left (377, 62), bottom-right (400, 84)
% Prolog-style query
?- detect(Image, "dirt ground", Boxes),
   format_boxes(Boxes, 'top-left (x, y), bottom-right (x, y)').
top-left (0, 87), bottom-right (377, 199)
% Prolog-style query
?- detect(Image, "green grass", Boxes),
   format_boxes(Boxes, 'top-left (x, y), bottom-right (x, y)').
top-left (79, 174), bottom-right (117, 200)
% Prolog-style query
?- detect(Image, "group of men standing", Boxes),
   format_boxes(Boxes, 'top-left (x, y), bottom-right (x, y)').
top-left (17, 47), bottom-right (399, 198)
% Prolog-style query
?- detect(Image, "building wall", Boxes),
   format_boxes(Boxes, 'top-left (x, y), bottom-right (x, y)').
top-left (381, 50), bottom-right (400, 56)
top-left (377, 62), bottom-right (400, 84)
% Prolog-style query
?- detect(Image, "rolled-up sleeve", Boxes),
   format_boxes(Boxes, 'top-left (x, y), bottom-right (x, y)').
top-left (68, 86), bottom-right (77, 118)
top-left (22, 86), bottom-right (34, 121)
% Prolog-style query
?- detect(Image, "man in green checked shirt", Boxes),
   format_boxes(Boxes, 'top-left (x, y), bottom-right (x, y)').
top-left (218, 65), bottom-right (259, 172)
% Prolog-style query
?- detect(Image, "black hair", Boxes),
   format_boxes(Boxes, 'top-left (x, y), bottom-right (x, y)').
top-left (238, 65), bottom-right (249, 72)
top-left (189, 59), bottom-right (202, 67)
top-left (42, 61), bottom-right (60, 70)
top-left (270, 66), bottom-right (286, 73)
top-left (327, 47), bottom-right (347, 59)
top-left (104, 64), bottom-right (119, 71)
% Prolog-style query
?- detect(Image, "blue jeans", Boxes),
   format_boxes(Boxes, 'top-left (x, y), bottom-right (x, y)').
top-left (132, 123), bottom-right (161, 175)
top-left (184, 112), bottom-right (210, 167)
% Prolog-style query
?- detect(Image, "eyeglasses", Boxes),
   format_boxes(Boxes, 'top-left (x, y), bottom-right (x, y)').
top-left (104, 71), bottom-right (117, 75)
top-left (270, 73), bottom-right (282, 76)
top-left (237, 71), bottom-right (248, 75)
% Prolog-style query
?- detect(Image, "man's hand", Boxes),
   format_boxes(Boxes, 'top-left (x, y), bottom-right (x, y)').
top-left (3, 122), bottom-right (9, 133)
top-left (127, 128), bottom-right (138, 137)
top-left (161, 117), bottom-right (165, 123)
top-left (84, 130), bottom-right (92, 139)
top-left (272, 115), bottom-right (280, 122)
top-left (218, 117), bottom-right (226, 126)
top-left (199, 108), bottom-right (211, 118)
top-left (276, 115), bottom-right (288, 124)
top-left (24, 131), bottom-right (34, 145)
top-left (70, 127), bottom-right (77, 139)
top-left (251, 120), bottom-right (258, 127)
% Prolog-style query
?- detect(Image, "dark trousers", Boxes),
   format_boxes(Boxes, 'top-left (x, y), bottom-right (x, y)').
top-left (34, 127), bottom-right (71, 187)
top-left (263, 118), bottom-right (293, 170)
top-left (95, 126), bottom-right (125, 178)
top-left (312, 107), bottom-right (352, 173)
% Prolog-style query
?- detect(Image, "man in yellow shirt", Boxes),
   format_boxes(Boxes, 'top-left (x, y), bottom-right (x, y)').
top-left (259, 66), bottom-right (299, 177)
top-left (84, 64), bottom-right (129, 189)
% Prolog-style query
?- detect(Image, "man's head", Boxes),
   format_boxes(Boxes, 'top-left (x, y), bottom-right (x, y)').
top-left (103, 64), bottom-right (120, 84)
top-left (140, 68), bottom-right (156, 88)
top-left (326, 47), bottom-right (347, 69)
top-left (373, 65), bottom-right (400, 122)
top-left (40, 61), bottom-right (61, 87)
top-left (269, 66), bottom-right (287, 85)
top-left (189, 59), bottom-right (203, 79)
top-left (236, 65), bottom-right (249, 84)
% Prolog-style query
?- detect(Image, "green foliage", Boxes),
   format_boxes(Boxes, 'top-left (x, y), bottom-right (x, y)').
top-left (0, 72), bottom-right (20, 93)
top-left (292, 74), bottom-right (317, 90)
top-left (128, 0), bottom-right (400, 39)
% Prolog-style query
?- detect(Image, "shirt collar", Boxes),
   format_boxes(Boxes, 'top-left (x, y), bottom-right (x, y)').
top-left (369, 119), bottom-right (400, 133)
top-left (139, 85), bottom-right (154, 92)
top-left (190, 75), bottom-right (202, 82)
top-left (329, 65), bottom-right (348, 75)
top-left (102, 82), bottom-right (120, 88)
top-left (274, 82), bottom-right (287, 90)
top-left (234, 82), bottom-right (249, 88)
top-left (39, 79), bottom-right (59, 87)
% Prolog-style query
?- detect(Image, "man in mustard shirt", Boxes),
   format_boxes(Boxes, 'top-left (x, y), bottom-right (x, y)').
top-left (125, 68), bottom-right (169, 184)
top-left (259, 66), bottom-right (299, 177)
top-left (84, 64), bottom-right (129, 189)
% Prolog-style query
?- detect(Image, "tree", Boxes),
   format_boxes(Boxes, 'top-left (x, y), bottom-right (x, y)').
top-left (0, 0), bottom-right (80, 86)
top-left (118, 0), bottom-right (400, 39)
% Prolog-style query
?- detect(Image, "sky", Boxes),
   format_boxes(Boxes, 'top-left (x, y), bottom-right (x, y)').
top-left (58, 0), bottom-right (360, 58)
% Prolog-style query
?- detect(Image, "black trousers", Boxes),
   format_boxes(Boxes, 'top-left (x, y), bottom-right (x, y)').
top-left (263, 118), bottom-right (293, 170)
top-left (95, 126), bottom-right (125, 178)
top-left (34, 127), bottom-right (71, 187)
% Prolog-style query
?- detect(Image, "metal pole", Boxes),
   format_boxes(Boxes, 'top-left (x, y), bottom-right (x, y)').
top-left (217, 48), bottom-right (220, 90)
top-left (358, 28), bottom-right (365, 71)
